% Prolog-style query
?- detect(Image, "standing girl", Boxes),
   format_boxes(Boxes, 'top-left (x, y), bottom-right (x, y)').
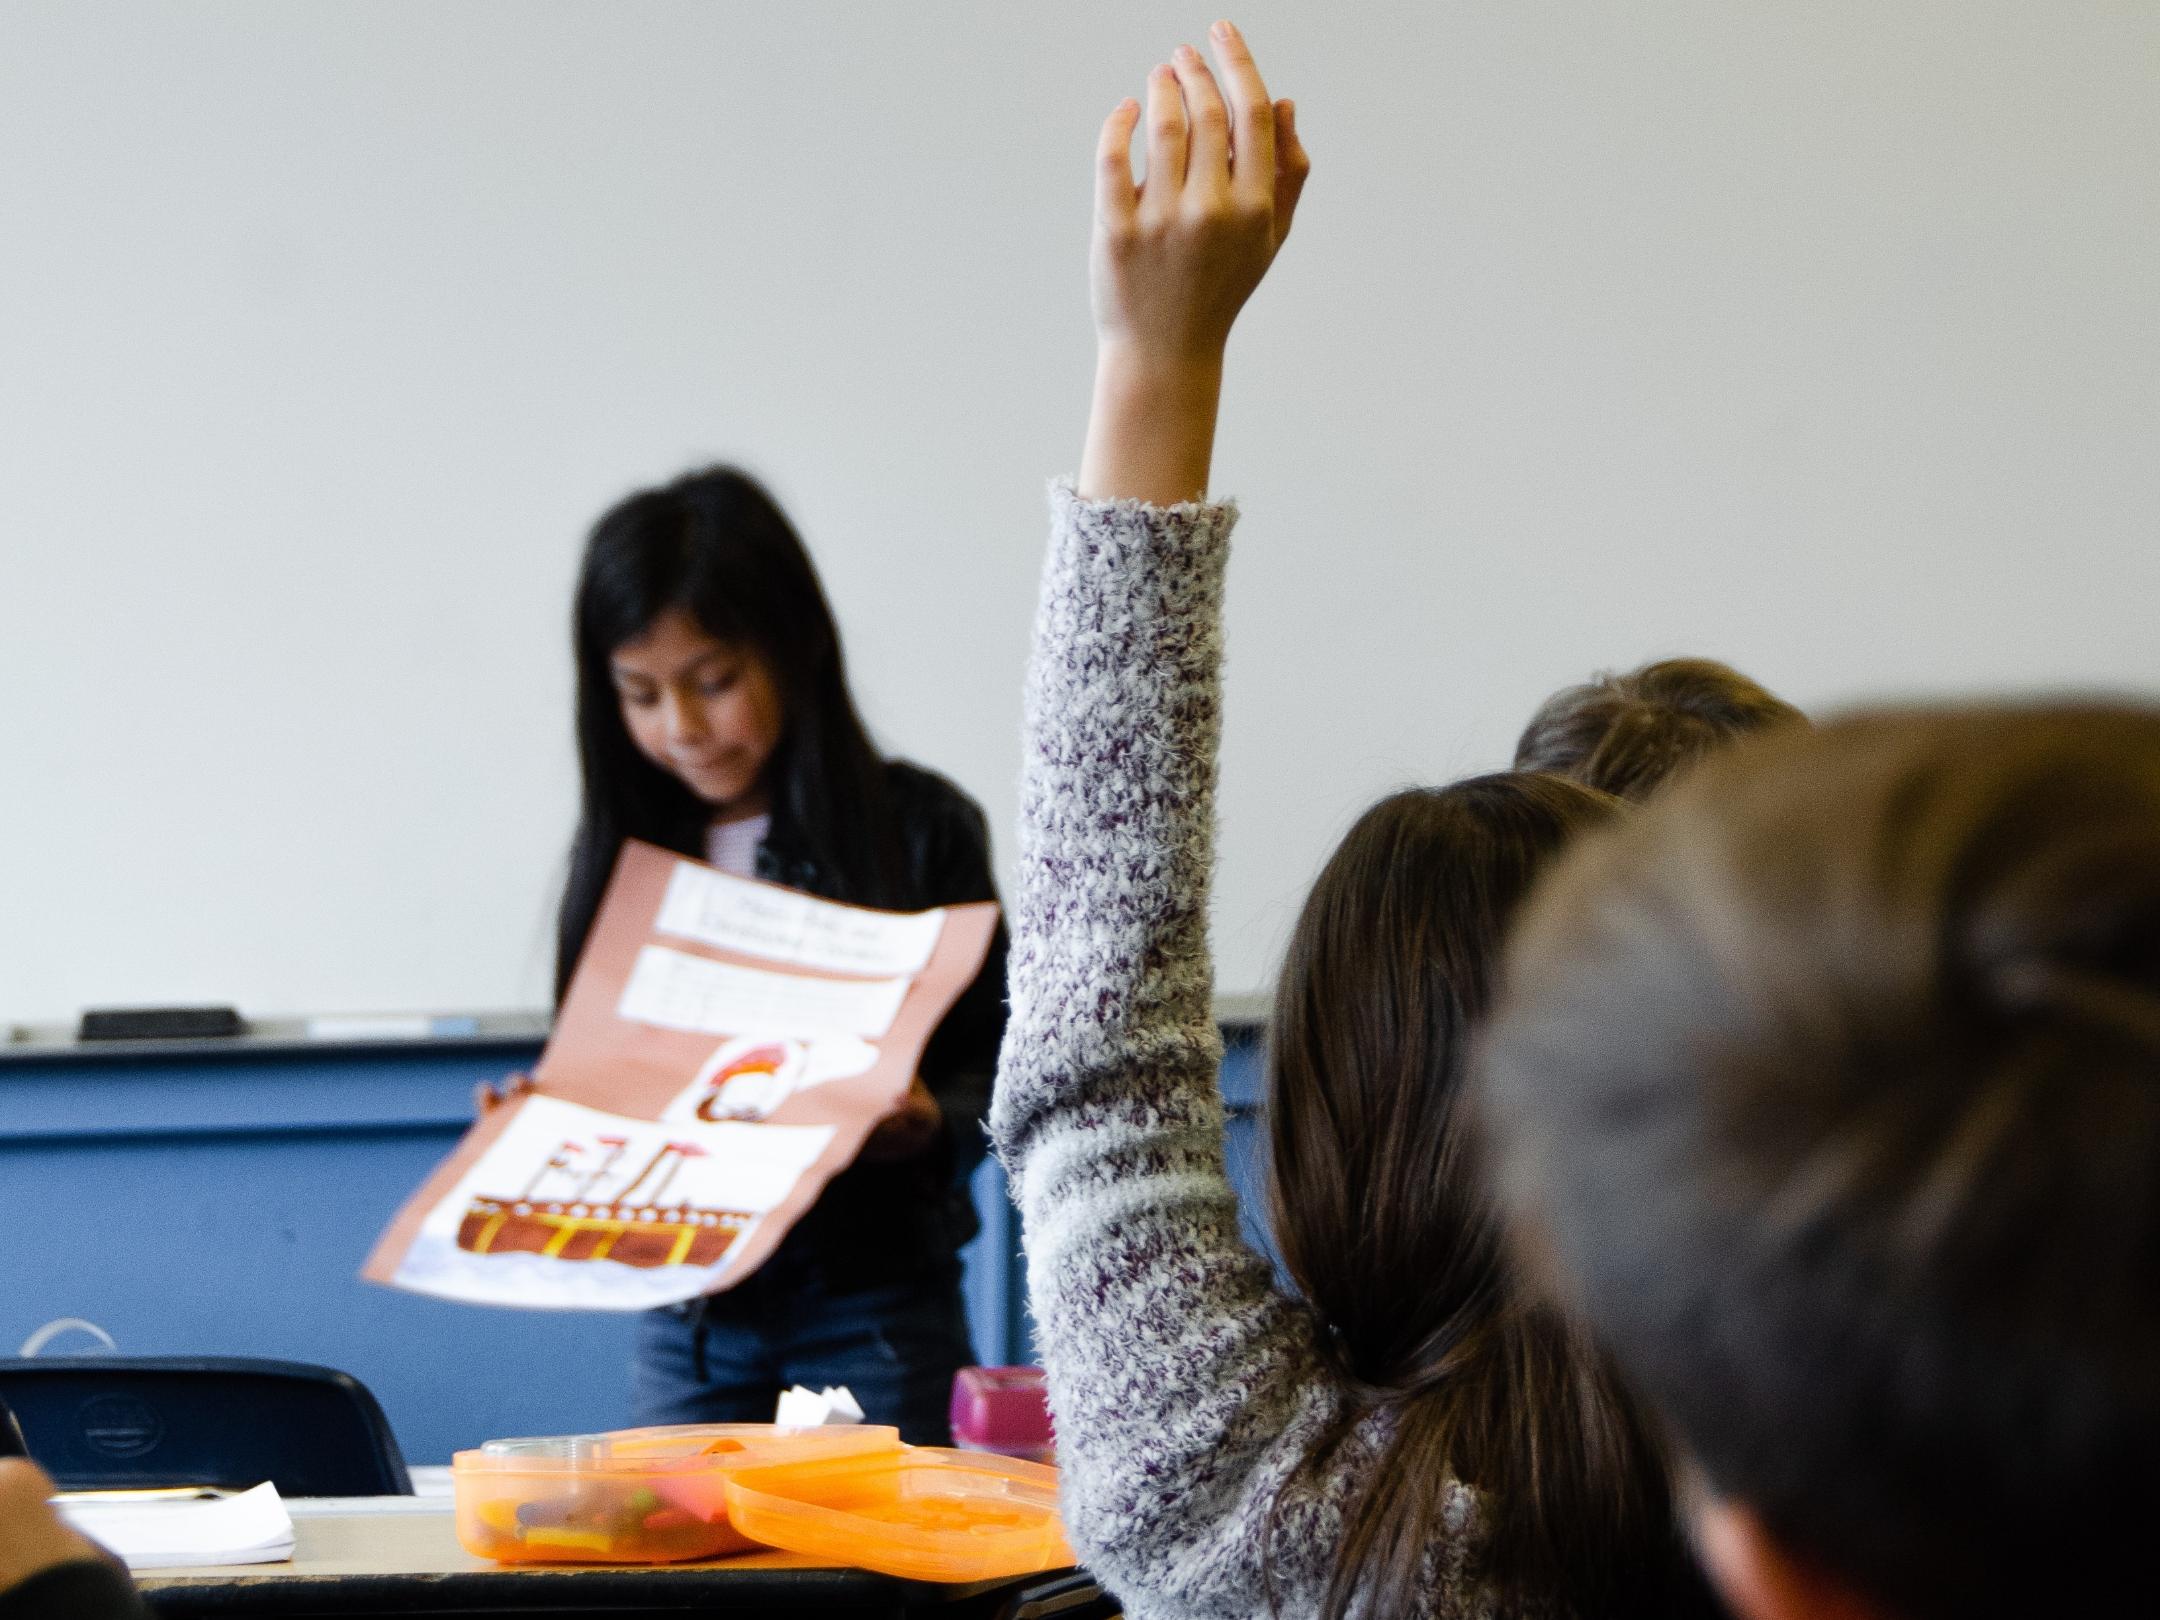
top-left (990, 24), bottom-right (1707, 1619)
top-left (560, 465), bottom-right (1006, 1445)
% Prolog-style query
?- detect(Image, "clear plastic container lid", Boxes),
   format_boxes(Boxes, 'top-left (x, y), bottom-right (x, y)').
top-left (452, 1423), bottom-right (901, 1565)
top-left (721, 1446), bottom-right (1075, 1583)
top-left (468, 1425), bottom-right (901, 1466)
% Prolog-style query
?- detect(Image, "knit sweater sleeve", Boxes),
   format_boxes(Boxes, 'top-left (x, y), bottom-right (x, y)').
top-left (989, 483), bottom-right (1367, 1617)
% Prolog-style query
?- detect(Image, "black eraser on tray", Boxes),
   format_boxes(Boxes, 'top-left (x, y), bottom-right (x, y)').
top-left (78, 1005), bottom-right (245, 1041)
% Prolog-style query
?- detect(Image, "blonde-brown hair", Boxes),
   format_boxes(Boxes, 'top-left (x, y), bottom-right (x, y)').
top-left (1514, 656), bottom-right (1802, 800)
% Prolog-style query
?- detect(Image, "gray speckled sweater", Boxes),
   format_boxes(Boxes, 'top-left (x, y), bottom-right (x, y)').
top-left (989, 485), bottom-right (1491, 1620)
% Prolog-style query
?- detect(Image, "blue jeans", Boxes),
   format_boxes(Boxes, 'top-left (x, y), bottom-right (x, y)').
top-left (631, 1259), bottom-right (973, 1447)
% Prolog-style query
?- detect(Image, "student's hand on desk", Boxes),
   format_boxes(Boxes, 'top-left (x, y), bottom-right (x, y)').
top-left (1081, 19), bottom-right (1309, 505)
top-left (0, 1458), bottom-right (117, 1591)
top-left (860, 1076), bottom-right (943, 1163)
top-left (473, 1071), bottom-right (537, 1114)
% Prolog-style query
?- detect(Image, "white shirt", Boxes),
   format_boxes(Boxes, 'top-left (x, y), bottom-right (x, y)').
top-left (704, 813), bottom-right (770, 876)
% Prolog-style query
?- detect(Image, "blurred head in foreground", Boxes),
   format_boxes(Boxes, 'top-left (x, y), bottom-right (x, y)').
top-left (1476, 704), bottom-right (2160, 1620)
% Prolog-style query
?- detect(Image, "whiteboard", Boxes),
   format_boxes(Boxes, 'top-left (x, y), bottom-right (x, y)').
top-left (3, 0), bottom-right (2155, 1025)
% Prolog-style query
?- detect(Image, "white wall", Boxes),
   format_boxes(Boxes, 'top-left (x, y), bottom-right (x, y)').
top-left (3, 0), bottom-right (2154, 1025)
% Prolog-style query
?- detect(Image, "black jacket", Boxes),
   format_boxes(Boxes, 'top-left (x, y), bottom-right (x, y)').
top-left (749, 760), bottom-right (1009, 1288)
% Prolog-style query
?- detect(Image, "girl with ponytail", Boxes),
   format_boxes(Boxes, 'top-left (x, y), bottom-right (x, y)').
top-left (989, 24), bottom-right (1707, 1619)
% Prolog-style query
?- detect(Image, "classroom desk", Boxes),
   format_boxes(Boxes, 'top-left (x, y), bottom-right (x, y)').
top-left (137, 1504), bottom-right (1072, 1618)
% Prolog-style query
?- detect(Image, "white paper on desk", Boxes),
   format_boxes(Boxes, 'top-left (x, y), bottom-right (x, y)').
top-left (774, 1384), bottom-right (864, 1426)
top-left (58, 1481), bottom-right (295, 1569)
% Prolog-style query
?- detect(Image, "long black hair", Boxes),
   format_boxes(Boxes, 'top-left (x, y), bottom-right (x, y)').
top-left (556, 465), bottom-right (897, 999)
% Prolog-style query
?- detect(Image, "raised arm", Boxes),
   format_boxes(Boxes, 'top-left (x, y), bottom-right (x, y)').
top-left (1079, 20), bottom-right (1307, 505)
top-left (989, 26), bottom-right (1340, 1616)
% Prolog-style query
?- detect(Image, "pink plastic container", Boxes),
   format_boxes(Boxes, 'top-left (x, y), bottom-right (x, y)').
top-left (949, 1366), bottom-right (1054, 1463)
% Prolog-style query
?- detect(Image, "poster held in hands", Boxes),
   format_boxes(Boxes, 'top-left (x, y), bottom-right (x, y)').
top-left (363, 840), bottom-right (998, 1311)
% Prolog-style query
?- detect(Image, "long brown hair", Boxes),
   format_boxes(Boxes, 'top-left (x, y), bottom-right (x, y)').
top-left (1514, 656), bottom-right (1802, 801)
top-left (1267, 773), bottom-right (1684, 1619)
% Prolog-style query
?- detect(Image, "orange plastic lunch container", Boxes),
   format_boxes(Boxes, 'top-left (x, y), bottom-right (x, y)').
top-left (720, 1446), bottom-right (1074, 1582)
top-left (452, 1423), bottom-right (902, 1564)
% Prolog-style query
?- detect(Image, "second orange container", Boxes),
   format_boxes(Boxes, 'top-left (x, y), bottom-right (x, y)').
top-left (721, 1446), bottom-right (1074, 1582)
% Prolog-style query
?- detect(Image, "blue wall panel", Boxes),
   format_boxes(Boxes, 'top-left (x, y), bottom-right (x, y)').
top-left (0, 1027), bottom-right (1265, 1465)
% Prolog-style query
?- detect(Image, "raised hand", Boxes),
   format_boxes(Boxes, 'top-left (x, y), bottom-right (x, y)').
top-left (1092, 21), bottom-right (1307, 363)
top-left (1079, 20), bottom-right (1309, 505)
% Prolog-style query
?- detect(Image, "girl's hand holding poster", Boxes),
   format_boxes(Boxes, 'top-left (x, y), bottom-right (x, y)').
top-left (363, 840), bottom-right (998, 1311)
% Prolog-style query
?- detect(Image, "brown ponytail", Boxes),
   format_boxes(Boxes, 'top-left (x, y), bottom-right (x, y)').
top-left (1265, 775), bottom-right (1687, 1618)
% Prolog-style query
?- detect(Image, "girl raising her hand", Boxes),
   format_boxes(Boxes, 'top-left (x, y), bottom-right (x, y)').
top-left (991, 23), bottom-right (1706, 1619)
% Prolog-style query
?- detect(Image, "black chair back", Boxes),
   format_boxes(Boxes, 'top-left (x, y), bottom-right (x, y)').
top-left (0, 1356), bottom-right (411, 1496)
top-left (993, 1570), bottom-right (1120, 1620)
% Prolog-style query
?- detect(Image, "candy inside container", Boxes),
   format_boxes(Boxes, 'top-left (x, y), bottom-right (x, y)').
top-left (452, 1423), bottom-right (902, 1564)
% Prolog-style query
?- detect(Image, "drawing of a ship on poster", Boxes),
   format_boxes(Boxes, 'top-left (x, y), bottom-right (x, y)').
top-left (363, 840), bottom-right (1000, 1312)
top-left (393, 1097), bottom-right (833, 1310)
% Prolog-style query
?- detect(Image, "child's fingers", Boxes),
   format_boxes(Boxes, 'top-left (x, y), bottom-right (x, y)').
top-left (1273, 100), bottom-right (1310, 239)
top-left (1207, 20), bottom-right (1276, 207)
top-left (1142, 62), bottom-right (1188, 206)
top-left (474, 1072), bottom-right (536, 1113)
top-left (1096, 98), bottom-right (1141, 226)
top-left (1170, 44), bottom-right (1230, 197)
